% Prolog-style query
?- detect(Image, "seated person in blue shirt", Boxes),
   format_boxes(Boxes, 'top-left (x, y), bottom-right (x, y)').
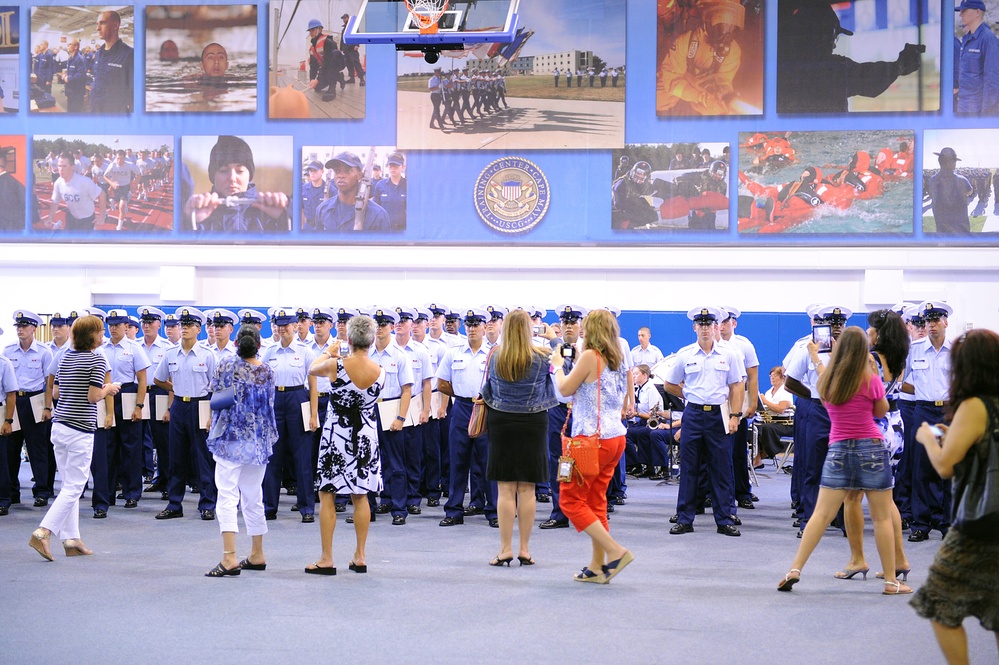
top-left (185, 135), bottom-right (289, 233)
top-left (313, 152), bottom-right (390, 233)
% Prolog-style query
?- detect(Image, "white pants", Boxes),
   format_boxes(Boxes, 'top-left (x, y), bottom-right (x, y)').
top-left (40, 423), bottom-right (95, 541)
top-left (213, 456), bottom-right (268, 537)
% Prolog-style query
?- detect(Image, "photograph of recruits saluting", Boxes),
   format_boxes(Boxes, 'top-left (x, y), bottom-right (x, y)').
top-left (29, 7), bottom-right (134, 114)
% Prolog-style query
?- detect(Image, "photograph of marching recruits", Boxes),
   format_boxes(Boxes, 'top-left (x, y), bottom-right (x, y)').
top-left (0, 6), bottom-right (18, 113)
top-left (396, 0), bottom-right (625, 150)
top-left (267, 1), bottom-right (366, 120)
top-left (30, 6), bottom-right (134, 114)
top-left (737, 129), bottom-right (915, 234)
top-left (922, 129), bottom-right (999, 234)
top-left (181, 135), bottom-right (292, 235)
top-left (656, 0), bottom-right (764, 117)
top-left (145, 5), bottom-right (257, 113)
top-left (32, 135), bottom-right (174, 233)
top-left (0, 136), bottom-right (26, 232)
top-left (777, 0), bottom-right (940, 114)
top-left (300, 146), bottom-right (405, 232)
top-left (611, 143), bottom-right (730, 231)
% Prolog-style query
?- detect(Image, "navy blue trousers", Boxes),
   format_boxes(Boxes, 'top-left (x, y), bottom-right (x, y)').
top-left (790, 398), bottom-right (812, 507)
top-left (264, 388), bottom-right (313, 516)
top-left (676, 408), bottom-right (735, 527)
top-left (443, 399), bottom-right (495, 520)
top-left (895, 400), bottom-right (916, 521)
top-left (799, 400), bottom-right (830, 527)
top-left (910, 403), bottom-right (951, 532)
top-left (546, 403), bottom-right (571, 522)
top-left (165, 399), bottom-right (216, 512)
top-left (421, 417), bottom-right (443, 500)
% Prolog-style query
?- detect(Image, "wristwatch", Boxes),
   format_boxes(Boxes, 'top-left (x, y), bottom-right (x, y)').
top-left (4, 418), bottom-right (12, 424)
top-left (731, 412), bottom-right (742, 418)
top-left (135, 403), bottom-right (144, 408)
top-left (395, 415), bottom-right (406, 422)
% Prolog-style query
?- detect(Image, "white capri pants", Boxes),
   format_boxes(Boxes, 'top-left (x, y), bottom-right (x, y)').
top-left (40, 423), bottom-right (95, 541)
top-left (213, 456), bottom-right (268, 536)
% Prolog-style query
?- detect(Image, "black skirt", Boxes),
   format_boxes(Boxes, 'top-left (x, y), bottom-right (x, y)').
top-left (485, 408), bottom-right (549, 483)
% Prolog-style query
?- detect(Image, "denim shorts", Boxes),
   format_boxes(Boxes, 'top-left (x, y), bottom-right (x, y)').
top-left (819, 438), bottom-right (893, 491)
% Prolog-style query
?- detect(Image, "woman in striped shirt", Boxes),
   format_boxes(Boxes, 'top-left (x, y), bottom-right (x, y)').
top-left (29, 316), bottom-right (120, 561)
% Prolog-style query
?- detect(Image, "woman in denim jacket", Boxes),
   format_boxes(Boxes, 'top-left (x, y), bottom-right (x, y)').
top-left (480, 310), bottom-right (557, 567)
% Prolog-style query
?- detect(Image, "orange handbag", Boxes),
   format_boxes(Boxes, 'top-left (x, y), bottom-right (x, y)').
top-left (559, 357), bottom-right (601, 482)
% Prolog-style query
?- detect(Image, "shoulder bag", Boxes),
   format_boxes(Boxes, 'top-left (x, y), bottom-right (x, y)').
top-left (467, 346), bottom-right (496, 438)
top-left (951, 396), bottom-right (999, 540)
top-left (558, 356), bottom-right (601, 485)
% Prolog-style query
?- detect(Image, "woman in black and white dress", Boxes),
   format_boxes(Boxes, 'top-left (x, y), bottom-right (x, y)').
top-left (307, 315), bottom-right (384, 575)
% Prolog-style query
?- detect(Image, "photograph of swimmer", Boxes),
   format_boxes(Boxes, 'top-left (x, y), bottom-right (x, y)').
top-left (32, 135), bottom-right (174, 234)
top-left (922, 129), bottom-right (999, 234)
top-left (29, 6), bottom-right (134, 114)
top-left (0, 6), bottom-right (18, 113)
top-left (777, 0), bottom-right (941, 114)
top-left (267, 0), bottom-right (366, 120)
top-left (145, 5), bottom-right (257, 113)
top-left (737, 130), bottom-right (915, 234)
top-left (181, 135), bottom-right (293, 234)
top-left (656, 0), bottom-right (764, 117)
top-left (300, 146), bottom-right (406, 232)
top-left (611, 143), bottom-right (730, 231)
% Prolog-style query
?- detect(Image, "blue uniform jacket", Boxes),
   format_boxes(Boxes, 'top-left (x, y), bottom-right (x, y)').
top-left (957, 23), bottom-right (999, 115)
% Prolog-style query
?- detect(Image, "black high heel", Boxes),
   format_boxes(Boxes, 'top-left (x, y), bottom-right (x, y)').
top-left (489, 555), bottom-right (513, 567)
top-left (517, 555), bottom-right (535, 566)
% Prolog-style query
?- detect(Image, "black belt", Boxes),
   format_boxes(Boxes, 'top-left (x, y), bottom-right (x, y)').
top-left (177, 395), bottom-right (207, 402)
top-left (317, 392), bottom-right (330, 398)
top-left (454, 396), bottom-right (474, 404)
top-left (17, 389), bottom-right (44, 397)
top-left (276, 385), bottom-right (306, 392)
top-left (118, 382), bottom-right (138, 389)
top-left (914, 400), bottom-right (947, 408)
top-left (686, 402), bottom-right (723, 411)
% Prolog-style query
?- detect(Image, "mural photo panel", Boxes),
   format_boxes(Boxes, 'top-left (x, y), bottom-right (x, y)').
top-left (267, 0), bottom-right (367, 120)
top-left (397, 0), bottom-right (626, 150)
top-left (0, 6), bottom-right (19, 113)
top-left (33, 135), bottom-right (174, 234)
top-left (145, 5), bottom-right (258, 113)
top-left (737, 130), bottom-right (915, 234)
top-left (923, 129), bottom-right (999, 234)
top-left (612, 143), bottom-right (730, 231)
top-left (30, 5), bottom-right (134, 114)
top-left (180, 135), bottom-right (293, 235)
top-left (777, 0), bottom-right (941, 114)
top-left (656, 0), bottom-right (764, 116)
top-left (0, 135), bottom-right (26, 232)
top-left (300, 145), bottom-right (407, 232)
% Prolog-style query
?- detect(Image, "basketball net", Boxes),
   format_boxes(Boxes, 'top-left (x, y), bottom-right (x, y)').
top-left (404, 0), bottom-right (449, 34)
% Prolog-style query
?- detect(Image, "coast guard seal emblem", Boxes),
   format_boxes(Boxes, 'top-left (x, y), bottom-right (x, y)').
top-left (474, 157), bottom-right (550, 234)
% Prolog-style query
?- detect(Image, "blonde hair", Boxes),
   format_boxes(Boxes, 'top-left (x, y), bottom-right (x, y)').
top-left (817, 326), bottom-right (871, 405)
top-left (495, 310), bottom-right (548, 381)
top-left (582, 309), bottom-right (623, 371)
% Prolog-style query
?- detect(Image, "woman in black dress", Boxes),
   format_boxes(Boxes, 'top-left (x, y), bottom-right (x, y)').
top-left (480, 310), bottom-right (558, 567)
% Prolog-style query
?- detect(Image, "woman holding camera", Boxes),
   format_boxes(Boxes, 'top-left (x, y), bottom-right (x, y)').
top-left (910, 328), bottom-right (999, 663)
top-left (307, 315), bottom-right (384, 575)
top-left (480, 310), bottom-right (558, 567)
top-left (550, 309), bottom-right (634, 584)
top-left (203, 325), bottom-right (278, 577)
top-left (777, 327), bottom-right (909, 595)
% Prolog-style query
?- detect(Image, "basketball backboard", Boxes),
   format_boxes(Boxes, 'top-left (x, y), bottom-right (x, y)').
top-left (343, 0), bottom-right (519, 46)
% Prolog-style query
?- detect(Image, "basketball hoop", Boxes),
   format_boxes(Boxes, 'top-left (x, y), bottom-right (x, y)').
top-left (404, 0), bottom-right (449, 34)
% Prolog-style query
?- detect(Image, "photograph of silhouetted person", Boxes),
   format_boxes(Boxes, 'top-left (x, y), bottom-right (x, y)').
top-left (954, 0), bottom-right (999, 115)
top-left (926, 147), bottom-right (974, 234)
top-left (777, 0), bottom-right (931, 114)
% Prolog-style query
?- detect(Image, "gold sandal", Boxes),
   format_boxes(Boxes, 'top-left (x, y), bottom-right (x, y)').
top-left (29, 529), bottom-right (53, 561)
top-left (63, 539), bottom-right (93, 557)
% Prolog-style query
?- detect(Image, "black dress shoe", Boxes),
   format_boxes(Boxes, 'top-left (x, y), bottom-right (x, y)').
top-left (0, 506), bottom-right (7, 516)
top-left (611, 496), bottom-right (625, 506)
top-left (93, 509), bottom-right (108, 519)
top-left (407, 505), bottom-right (421, 515)
top-left (704, 497), bottom-right (713, 507)
top-left (536, 494), bottom-right (551, 503)
top-left (442, 490), bottom-right (449, 498)
top-left (488, 518), bottom-right (499, 528)
top-left (462, 506), bottom-right (483, 516)
top-left (124, 499), bottom-right (138, 508)
top-left (606, 503), bottom-right (615, 513)
top-left (539, 518), bottom-right (569, 529)
top-left (286, 486), bottom-right (297, 495)
top-left (793, 518), bottom-right (801, 528)
top-left (375, 504), bottom-right (391, 515)
top-left (790, 500), bottom-right (800, 509)
top-left (156, 508), bottom-right (183, 520)
top-left (335, 503), bottom-right (346, 513)
top-left (669, 514), bottom-right (679, 523)
top-left (750, 493), bottom-right (760, 502)
top-left (717, 524), bottom-right (741, 537)
top-left (649, 468), bottom-right (666, 481)
top-left (302, 513), bottom-right (315, 523)
top-left (427, 498), bottom-right (440, 507)
top-left (695, 506), bottom-right (705, 515)
top-left (731, 515), bottom-right (743, 526)
top-left (796, 529), bottom-right (803, 538)
top-left (265, 510), bottom-right (276, 520)
top-left (160, 491), bottom-right (169, 501)
top-left (669, 523), bottom-right (694, 535)
top-left (201, 510), bottom-right (216, 521)
top-left (33, 497), bottom-right (48, 507)
top-left (116, 493), bottom-right (125, 500)
top-left (392, 515), bottom-right (407, 525)
top-left (144, 483), bottom-right (165, 493)
top-left (439, 516), bottom-right (464, 526)
top-left (738, 498), bottom-right (755, 510)
top-left (900, 518), bottom-right (910, 531)
top-left (346, 513), bottom-right (376, 524)
top-left (291, 504), bottom-right (300, 511)
top-left (908, 530), bottom-right (929, 542)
